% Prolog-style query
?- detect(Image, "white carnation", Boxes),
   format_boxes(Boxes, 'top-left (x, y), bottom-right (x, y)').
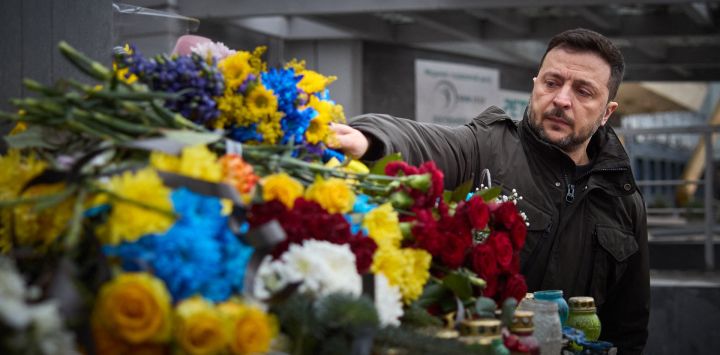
top-left (374, 273), bottom-right (403, 327)
top-left (254, 240), bottom-right (361, 299)
top-left (191, 41), bottom-right (236, 60)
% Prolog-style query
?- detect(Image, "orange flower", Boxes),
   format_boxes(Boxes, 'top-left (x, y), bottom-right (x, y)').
top-left (220, 154), bottom-right (259, 195)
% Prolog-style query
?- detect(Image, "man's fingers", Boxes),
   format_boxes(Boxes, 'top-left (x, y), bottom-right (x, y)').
top-left (330, 122), bottom-right (354, 135)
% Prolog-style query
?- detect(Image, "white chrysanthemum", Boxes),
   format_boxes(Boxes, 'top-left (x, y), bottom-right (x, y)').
top-left (254, 256), bottom-right (292, 300)
top-left (29, 301), bottom-right (79, 355)
top-left (374, 273), bottom-right (403, 327)
top-left (191, 41), bottom-right (236, 60)
top-left (0, 257), bottom-right (27, 300)
top-left (254, 240), bottom-right (362, 298)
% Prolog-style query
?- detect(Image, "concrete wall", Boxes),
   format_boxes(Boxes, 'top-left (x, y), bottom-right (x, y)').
top-left (0, 0), bottom-right (112, 143)
top-left (647, 280), bottom-right (720, 354)
top-left (362, 41), bottom-right (535, 120)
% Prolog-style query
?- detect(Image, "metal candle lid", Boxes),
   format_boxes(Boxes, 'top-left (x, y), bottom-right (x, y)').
top-left (568, 296), bottom-right (596, 312)
top-left (511, 310), bottom-right (534, 333)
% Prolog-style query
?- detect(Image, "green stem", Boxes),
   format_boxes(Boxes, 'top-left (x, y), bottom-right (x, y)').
top-left (92, 186), bottom-right (177, 219)
top-left (64, 187), bottom-right (88, 250)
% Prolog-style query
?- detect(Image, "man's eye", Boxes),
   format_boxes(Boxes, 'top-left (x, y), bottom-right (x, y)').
top-left (545, 81), bottom-right (558, 88)
top-left (577, 89), bottom-right (592, 97)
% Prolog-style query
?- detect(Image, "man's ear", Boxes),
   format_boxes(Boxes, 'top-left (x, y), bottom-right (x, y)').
top-left (601, 101), bottom-right (619, 126)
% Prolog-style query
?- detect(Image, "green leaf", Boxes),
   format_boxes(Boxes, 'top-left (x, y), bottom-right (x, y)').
top-left (415, 282), bottom-right (448, 308)
top-left (477, 186), bottom-right (502, 202)
top-left (3, 125), bottom-right (57, 149)
top-left (474, 297), bottom-right (497, 318)
top-left (369, 152), bottom-right (402, 175)
top-left (161, 129), bottom-right (222, 146)
top-left (442, 272), bottom-right (472, 300)
top-left (450, 178), bottom-right (474, 202)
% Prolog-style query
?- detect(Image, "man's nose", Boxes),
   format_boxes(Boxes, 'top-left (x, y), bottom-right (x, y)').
top-left (552, 85), bottom-right (572, 109)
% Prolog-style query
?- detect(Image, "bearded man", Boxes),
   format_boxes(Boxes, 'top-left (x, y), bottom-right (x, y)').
top-left (332, 28), bottom-right (649, 354)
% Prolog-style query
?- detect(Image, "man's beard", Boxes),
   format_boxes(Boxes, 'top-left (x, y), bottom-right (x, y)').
top-left (528, 104), bottom-right (602, 153)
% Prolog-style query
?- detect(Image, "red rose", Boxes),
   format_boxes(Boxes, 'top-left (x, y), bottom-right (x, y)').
top-left (501, 273), bottom-right (528, 303)
top-left (509, 252), bottom-right (521, 274)
top-left (440, 232), bottom-right (471, 269)
top-left (248, 200), bottom-right (287, 226)
top-left (493, 201), bottom-right (521, 230)
top-left (483, 273), bottom-right (499, 298)
top-left (490, 231), bottom-right (513, 271)
top-left (349, 236), bottom-right (378, 274)
top-left (467, 196), bottom-right (490, 230)
top-left (509, 219), bottom-right (527, 250)
top-left (471, 243), bottom-right (498, 280)
top-left (413, 226), bottom-right (444, 256)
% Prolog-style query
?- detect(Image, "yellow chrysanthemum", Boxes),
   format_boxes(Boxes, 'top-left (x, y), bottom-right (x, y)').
top-left (261, 172), bottom-right (304, 208)
top-left (298, 70), bottom-right (337, 94)
top-left (12, 182), bottom-right (74, 249)
top-left (305, 97), bottom-right (333, 144)
top-left (363, 203), bottom-right (402, 249)
top-left (92, 273), bottom-right (173, 345)
top-left (219, 51), bottom-right (253, 91)
top-left (372, 247), bottom-right (431, 303)
top-left (96, 168), bottom-right (174, 245)
top-left (218, 300), bottom-right (277, 355)
top-left (305, 176), bottom-right (355, 214)
top-left (175, 297), bottom-right (227, 355)
top-left (246, 84), bottom-right (278, 118)
top-left (151, 145), bottom-right (222, 183)
top-left (0, 150), bottom-right (64, 251)
top-left (256, 111), bottom-right (284, 144)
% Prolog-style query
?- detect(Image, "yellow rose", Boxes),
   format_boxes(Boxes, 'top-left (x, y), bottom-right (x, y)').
top-left (363, 203), bottom-right (402, 249)
top-left (175, 297), bottom-right (227, 355)
top-left (92, 321), bottom-right (169, 355)
top-left (93, 273), bottom-right (172, 344)
top-left (305, 176), bottom-right (355, 214)
top-left (261, 172), bottom-right (304, 208)
top-left (218, 300), bottom-right (277, 355)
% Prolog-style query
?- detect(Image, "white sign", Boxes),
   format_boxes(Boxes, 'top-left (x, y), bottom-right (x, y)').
top-left (415, 59), bottom-right (500, 126)
top-left (498, 89), bottom-right (530, 121)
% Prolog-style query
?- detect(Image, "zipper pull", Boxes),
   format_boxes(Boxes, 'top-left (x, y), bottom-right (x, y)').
top-left (565, 183), bottom-right (575, 203)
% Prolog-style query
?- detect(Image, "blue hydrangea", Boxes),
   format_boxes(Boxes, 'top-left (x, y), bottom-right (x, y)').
top-left (103, 188), bottom-right (254, 303)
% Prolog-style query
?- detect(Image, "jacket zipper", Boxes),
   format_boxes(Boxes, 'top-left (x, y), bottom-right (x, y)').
top-left (564, 173), bottom-right (575, 204)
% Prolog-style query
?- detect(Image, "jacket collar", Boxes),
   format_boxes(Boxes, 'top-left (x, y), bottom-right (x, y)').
top-left (518, 109), bottom-right (637, 196)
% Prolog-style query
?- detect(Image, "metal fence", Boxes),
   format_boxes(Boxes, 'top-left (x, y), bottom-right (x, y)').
top-left (616, 125), bottom-right (718, 271)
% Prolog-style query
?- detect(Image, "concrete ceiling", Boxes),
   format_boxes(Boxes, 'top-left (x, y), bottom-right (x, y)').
top-left (176, 0), bottom-right (720, 82)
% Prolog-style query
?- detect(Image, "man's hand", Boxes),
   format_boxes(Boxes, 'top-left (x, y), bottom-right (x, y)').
top-left (329, 123), bottom-right (370, 159)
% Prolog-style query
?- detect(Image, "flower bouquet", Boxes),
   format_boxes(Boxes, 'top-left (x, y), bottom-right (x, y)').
top-left (0, 37), bottom-right (529, 355)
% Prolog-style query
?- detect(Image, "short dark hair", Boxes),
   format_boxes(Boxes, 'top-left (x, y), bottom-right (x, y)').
top-left (539, 28), bottom-right (625, 101)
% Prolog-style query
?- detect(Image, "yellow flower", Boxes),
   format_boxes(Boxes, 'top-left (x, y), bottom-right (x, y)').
top-left (96, 168), bottom-right (174, 245)
top-left (305, 176), bottom-right (355, 214)
top-left (0, 150), bottom-right (71, 251)
top-left (113, 44), bottom-right (138, 84)
top-left (246, 84), bottom-right (278, 118)
top-left (372, 247), bottom-right (431, 303)
top-left (261, 172), bottom-right (304, 208)
top-left (363, 203), bottom-right (402, 249)
top-left (215, 93), bottom-right (250, 128)
top-left (297, 69), bottom-right (337, 94)
top-left (219, 51), bottom-right (253, 91)
top-left (10, 121), bottom-right (27, 135)
top-left (12, 182), bottom-right (74, 248)
top-left (175, 297), bottom-right (227, 355)
top-left (218, 300), bottom-right (276, 355)
top-left (249, 46), bottom-right (268, 74)
top-left (256, 111), bottom-right (284, 144)
top-left (151, 145), bottom-right (222, 183)
top-left (93, 322), bottom-right (169, 355)
top-left (92, 273), bottom-right (172, 345)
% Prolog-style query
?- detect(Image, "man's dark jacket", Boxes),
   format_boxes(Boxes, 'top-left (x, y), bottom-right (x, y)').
top-left (350, 106), bottom-right (650, 354)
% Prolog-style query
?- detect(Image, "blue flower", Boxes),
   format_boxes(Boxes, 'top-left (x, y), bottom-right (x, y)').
top-left (229, 124), bottom-right (264, 143)
top-left (116, 47), bottom-right (224, 125)
top-left (103, 188), bottom-right (254, 303)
